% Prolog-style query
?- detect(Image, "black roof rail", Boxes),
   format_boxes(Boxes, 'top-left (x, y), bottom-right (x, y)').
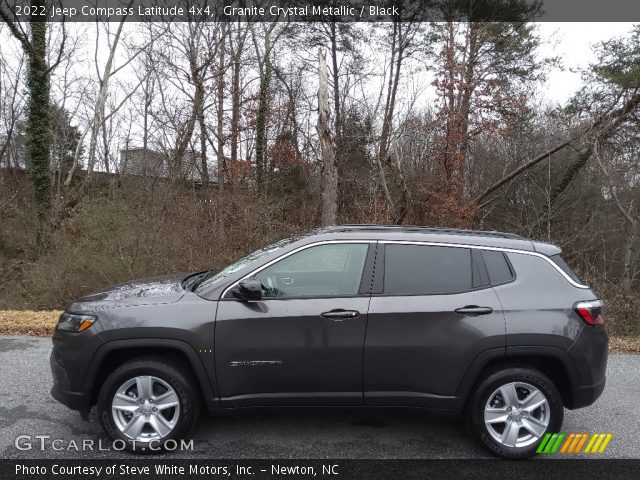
top-left (322, 224), bottom-right (526, 240)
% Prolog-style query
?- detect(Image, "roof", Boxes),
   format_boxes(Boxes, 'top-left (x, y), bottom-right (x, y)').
top-left (305, 224), bottom-right (560, 255)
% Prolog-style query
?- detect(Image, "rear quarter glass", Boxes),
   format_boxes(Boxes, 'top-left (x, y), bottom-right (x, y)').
top-left (548, 254), bottom-right (584, 285)
top-left (481, 250), bottom-right (514, 286)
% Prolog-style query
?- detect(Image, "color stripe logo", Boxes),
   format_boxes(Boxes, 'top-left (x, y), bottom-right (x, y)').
top-left (536, 432), bottom-right (613, 454)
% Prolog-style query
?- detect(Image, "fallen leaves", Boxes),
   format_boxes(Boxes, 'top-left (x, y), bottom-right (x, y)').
top-left (0, 310), bottom-right (62, 336)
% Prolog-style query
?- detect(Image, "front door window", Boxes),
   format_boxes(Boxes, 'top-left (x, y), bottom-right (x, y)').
top-left (254, 243), bottom-right (369, 298)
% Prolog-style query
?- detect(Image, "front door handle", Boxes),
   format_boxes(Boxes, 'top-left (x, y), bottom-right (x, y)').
top-left (321, 309), bottom-right (360, 320)
top-left (455, 305), bottom-right (494, 316)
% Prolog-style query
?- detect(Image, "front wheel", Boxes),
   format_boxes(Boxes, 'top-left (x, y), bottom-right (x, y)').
top-left (466, 367), bottom-right (564, 459)
top-left (97, 357), bottom-right (201, 451)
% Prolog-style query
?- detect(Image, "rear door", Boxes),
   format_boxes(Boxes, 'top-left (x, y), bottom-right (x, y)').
top-left (363, 243), bottom-right (506, 407)
top-left (215, 242), bottom-right (374, 407)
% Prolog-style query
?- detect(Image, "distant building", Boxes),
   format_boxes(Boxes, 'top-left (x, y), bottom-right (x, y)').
top-left (119, 148), bottom-right (212, 182)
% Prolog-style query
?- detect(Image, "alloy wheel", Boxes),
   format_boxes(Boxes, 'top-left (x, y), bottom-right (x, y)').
top-left (111, 375), bottom-right (180, 443)
top-left (483, 381), bottom-right (550, 448)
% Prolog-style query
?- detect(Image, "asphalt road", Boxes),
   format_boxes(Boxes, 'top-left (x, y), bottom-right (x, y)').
top-left (1, 335), bottom-right (638, 459)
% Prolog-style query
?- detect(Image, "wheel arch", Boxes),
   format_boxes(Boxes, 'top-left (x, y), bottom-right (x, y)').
top-left (457, 346), bottom-right (579, 409)
top-left (85, 339), bottom-right (218, 411)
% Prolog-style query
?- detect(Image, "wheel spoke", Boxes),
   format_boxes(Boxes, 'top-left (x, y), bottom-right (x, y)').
top-left (521, 417), bottom-right (546, 438)
top-left (136, 376), bottom-right (154, 400)
top-left (154, 390), bottom-right (179, 410)
top-left (112, 393), bottom-right (140, 412)
top-left (500, 422), bottom-right (521, 447)
top-left (485, 408), bottom-right (509, 424)
top-left (123, 415), bottom-right (146, 439)
top-left (499, 383), bottom-right (519, 407)
top-left (521, 389), bottom-right (547, 412)
top-left (149, 415), bottom-right (172, 438)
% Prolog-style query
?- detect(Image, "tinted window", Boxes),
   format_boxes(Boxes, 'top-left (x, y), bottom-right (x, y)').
top-left (482, 250), bottom-right (514, 285)
top-left (254, 243), bottom-right (369, 298)
top-left (383, 245), bottom-right (472, 295)
top-left (549, 254), bottom-right (583, 283)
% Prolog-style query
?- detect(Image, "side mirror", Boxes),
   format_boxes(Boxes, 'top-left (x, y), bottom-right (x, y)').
top-left (233, 279), bottom-right (262, 301)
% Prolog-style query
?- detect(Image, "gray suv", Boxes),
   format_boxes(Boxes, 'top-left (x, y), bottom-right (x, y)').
top-left (50, 225), bottom-right (608, 458)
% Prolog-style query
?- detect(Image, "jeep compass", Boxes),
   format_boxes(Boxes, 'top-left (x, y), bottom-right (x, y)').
top-left (50, 225), bottom-right (608, 458)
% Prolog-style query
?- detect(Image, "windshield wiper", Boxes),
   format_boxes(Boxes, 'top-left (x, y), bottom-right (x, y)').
top-left (181, 271), bottom-right (209, 291)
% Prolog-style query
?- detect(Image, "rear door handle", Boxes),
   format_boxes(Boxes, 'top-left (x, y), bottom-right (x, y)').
top-left (455, 306), bottom-right (493, 316)
top-left (321, 309), bottom-right (360, 320)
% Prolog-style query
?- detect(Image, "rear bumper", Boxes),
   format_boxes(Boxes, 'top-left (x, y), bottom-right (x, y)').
top-left (570, 376), bottom-right (606, 409)
top-left (566, 325), bottom-right (608, 409)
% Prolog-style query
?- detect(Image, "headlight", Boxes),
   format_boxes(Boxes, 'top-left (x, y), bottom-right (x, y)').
top-left (57, 313), bottom-right (97, 332)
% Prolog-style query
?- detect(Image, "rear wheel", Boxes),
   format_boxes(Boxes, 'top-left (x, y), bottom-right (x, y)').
top-left (466, 367), bottom-right (563, 458)
top-left (97, 357), bottom-right (200, 451)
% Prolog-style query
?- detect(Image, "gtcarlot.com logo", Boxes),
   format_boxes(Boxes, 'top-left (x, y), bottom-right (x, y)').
top-left (537, 432), bottom-right (613, 454)
top-left (14, 435), bottom-right (194, 452)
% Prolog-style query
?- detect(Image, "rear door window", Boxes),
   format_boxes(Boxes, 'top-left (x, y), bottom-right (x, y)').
top-left (383, 244), bottom-right (473, 295)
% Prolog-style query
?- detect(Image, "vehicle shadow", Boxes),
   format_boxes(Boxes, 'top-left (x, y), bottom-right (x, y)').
top-left (188, 407), bottom-right (489, 459)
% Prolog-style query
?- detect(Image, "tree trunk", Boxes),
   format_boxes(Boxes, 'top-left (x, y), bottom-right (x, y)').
top-left (26, 8), bottom-right (51, 243)
top-left (173, 86), bottom-right (199, 180)
top-left (329, 23), bottom-right (341, 142)
top-left (27, 20), bottom-right (50, 203)
top-left (377, 22), bottom-right (408, 222)
top-left (230, 34), bottom-right (242, 167)
top-left (621, 223), bottom-right (638, 293)
top-left (142, 75), bottom-right (151, 176)
top-left (255, 60), bottom-right (271, 191)
top-left (329, 22), bottom-right (342, 175)
top-left (197, 83), bottom-right (209, 185)
top-left (101, 116), bottom-right (110, 173)
top-left (216, 22), bottom-right (227, 190)
top-left (86, 19), bottom-right (126, 178)
top-left (317, 49), bottom-right (338, 227)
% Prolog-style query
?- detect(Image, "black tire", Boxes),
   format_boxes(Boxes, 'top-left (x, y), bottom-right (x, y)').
top-left (97, 357), bottom-right (201, 452)
top-left (466, 367), bottom-right (564, 459)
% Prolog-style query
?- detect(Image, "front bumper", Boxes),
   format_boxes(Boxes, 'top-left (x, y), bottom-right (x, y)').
top-left (50, 326), bottom-right (104, 414)
top-left (50, 350), bottom-right (91, 412)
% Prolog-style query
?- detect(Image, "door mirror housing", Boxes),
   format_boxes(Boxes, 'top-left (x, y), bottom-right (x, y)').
top-left (233, 279), bottom-right (262, 301)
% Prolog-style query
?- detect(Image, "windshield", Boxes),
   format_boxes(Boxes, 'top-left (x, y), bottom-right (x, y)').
top-left (194, 237), bottom-right (297, 293)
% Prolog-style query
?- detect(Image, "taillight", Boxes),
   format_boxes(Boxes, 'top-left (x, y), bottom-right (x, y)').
top-left (574, 300), bottom-right (604, 326)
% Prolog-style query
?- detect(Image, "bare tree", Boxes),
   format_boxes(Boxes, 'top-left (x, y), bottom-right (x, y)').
top-left (317, 49), bottom-right (338, 226)
top-left (228, 21), bottom-right (249, 170)
top-left (0, 44), bottom-right (26, 166)
top-left (594, 143), bottom-right (639, 292)
top-left (215, 22), bottom-right (228, 189)
top-left (252, 21), bottom-right (287, 190)
top-left (1, 0), bottom-right (66, 242)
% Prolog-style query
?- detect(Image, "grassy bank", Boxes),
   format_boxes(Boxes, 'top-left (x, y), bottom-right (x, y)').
top-left (0, 310), bottom-right (62, 336)
top-left (0, 310), bottom-right (638, 354)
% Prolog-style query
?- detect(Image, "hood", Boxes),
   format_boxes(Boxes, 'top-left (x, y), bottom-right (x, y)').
top-left (67, 274), bottom-right (187, 313)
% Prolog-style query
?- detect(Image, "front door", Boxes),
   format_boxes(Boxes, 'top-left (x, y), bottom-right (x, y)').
top-left (215, 242), bottom-right (373, 407)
